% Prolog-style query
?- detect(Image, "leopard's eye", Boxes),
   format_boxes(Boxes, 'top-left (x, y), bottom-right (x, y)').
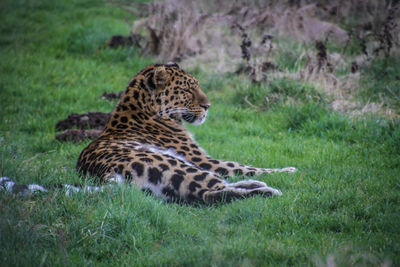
top-left (183, 88), bottom-right (190, 92)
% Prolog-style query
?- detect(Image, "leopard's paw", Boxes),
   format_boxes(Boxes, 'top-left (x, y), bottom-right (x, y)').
top-left (230, 179), bottom-right (267, 189)
top-left (258, 186), bottom-right (282, 196)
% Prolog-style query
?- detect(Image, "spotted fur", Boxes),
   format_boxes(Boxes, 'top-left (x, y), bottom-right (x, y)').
top-left (76, 63), bottom-right (296, 204)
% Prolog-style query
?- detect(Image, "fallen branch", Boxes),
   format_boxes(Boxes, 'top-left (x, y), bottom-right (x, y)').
top-left (102, 91), bottom-right (123, 101)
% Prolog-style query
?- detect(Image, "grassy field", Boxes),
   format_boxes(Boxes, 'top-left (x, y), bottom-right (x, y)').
top-left (1, 0), bottom-right (400, 266)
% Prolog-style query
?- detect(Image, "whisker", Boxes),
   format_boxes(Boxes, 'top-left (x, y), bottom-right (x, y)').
top-left (165, 108), bottom-right (188, 115)
top-left (154, 107), bottom-right (189, 118)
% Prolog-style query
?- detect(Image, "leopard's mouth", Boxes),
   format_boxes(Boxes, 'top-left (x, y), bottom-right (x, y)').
top-left (182, 111), bottom-right (207, 125)
top-left (182, 113), bottom-right (197, 123)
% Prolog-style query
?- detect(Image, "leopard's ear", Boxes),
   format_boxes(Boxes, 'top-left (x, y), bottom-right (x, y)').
top-left (166, 62), bottom-right (180, 69)
top-left (148, 66), bottom-right (169, 90)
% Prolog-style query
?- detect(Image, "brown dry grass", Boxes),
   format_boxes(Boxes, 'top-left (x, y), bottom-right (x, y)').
top-left (115, 0), bottom-right (399, 116)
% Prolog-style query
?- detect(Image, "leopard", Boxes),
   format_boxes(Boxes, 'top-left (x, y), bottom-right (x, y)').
top-left (75, 63), bottom-right (296, 204)
top-left (0, 63), bottom-right (296, 201)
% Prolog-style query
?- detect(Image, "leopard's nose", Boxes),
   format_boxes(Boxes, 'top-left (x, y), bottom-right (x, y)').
top-left (200, 104), bottom-right (210, 111)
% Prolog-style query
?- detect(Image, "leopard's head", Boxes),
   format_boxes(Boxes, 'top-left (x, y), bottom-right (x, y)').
top-left (144, 63), bottom-right (211, 125)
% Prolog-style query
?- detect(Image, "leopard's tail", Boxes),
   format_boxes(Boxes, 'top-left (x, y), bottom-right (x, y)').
top-left (0, 177), bottom-right (104, 196)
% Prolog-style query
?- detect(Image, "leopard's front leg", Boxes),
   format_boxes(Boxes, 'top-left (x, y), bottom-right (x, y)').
top-left (176, 144), bottom-right (296, 177)
top-left (200, 156), bottom-right (297, 177)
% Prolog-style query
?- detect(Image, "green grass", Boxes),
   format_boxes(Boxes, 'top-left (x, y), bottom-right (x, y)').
top-left (359, 57), bottom-right (400, 109)
top-left (1, 0), bottom-right (400, 266)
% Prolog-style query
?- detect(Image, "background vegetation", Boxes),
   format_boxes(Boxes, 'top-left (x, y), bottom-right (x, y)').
top-left (0, 0), bottom-right (399, 266)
